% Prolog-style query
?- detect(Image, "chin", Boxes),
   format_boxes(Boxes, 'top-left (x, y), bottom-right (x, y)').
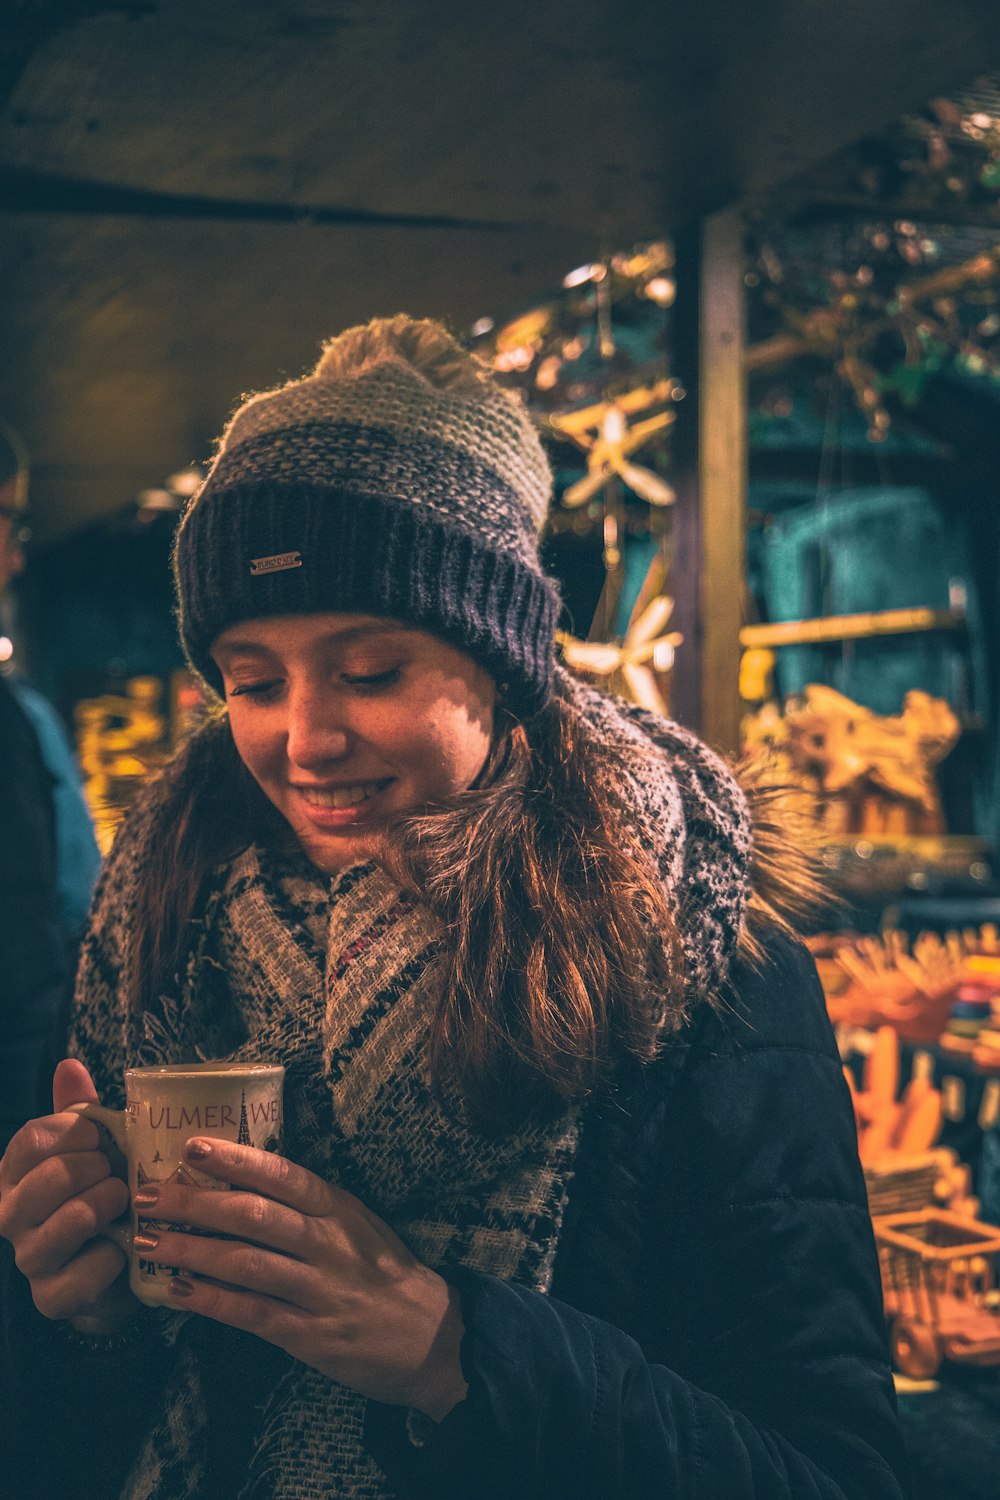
top-left (301, 833), bottom-right (376, 874)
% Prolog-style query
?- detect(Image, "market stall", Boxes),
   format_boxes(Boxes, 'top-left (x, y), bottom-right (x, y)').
top-left (5, 12), bottom-right (1000, 1495)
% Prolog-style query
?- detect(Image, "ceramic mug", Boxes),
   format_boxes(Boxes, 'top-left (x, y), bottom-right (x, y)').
top-left (68, 1061), bottom-right (285, 1306)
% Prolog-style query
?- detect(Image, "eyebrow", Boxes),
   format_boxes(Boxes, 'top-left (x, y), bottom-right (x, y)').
top-left (214, 622), bottom-right (411, 658)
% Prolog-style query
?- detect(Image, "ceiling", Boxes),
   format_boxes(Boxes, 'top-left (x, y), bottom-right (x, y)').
top-left (4, 0), bottom-right (1000, 543)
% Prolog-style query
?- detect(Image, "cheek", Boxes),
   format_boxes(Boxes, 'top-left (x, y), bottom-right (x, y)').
top-left (227, 709), bottom-right (276, 783)
top-left (413, 706), bottom-right (493, 794)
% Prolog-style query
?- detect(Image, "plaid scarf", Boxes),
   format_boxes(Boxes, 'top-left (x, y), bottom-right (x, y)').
top-left (69, 677), bottom-right (751, 1499)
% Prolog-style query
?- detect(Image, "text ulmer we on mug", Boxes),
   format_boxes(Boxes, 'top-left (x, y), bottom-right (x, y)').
top-left (69, 1061), bottom-right (285, 1306)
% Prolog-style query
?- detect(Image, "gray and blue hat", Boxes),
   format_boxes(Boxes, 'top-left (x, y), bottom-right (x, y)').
top-left (173, 316), bottom-right (560, 717)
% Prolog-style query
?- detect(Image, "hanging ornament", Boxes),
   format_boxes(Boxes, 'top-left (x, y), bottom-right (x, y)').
top-left (550, 382), bottom-right (678, 509)
top-left (603, 511), bottom-right (621, 570)
top-left (490, 305), bottom-right (555, 374)
top-left (747, 223), bottom-right (1000, 435)
top-left (468, 240), bottom-right (675, 412)
top-left (558, 595), bottom-right (683, 716)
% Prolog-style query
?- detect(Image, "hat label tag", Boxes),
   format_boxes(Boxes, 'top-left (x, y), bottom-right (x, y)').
top-left (249, 551), bottom-right (302, 575)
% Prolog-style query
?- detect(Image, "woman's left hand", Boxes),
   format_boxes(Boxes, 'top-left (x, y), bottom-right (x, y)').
top-left (133, 1138), bottom-right (468, 1421)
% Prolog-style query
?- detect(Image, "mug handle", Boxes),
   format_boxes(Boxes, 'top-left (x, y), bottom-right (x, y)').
top-left (65, 1100), bottom-right (127, 1151)
top-left (65, 1101), bottom-right (132, 1252)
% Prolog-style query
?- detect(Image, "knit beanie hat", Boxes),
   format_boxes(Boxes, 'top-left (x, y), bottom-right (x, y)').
top-left (173, 316), bottom-right (560, 717)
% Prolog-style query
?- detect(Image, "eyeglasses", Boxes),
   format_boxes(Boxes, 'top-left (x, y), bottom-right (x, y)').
top-left (0, 502), bottom-right (31, 543)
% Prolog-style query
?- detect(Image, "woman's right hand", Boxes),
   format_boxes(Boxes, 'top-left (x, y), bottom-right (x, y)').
top-left (0, 1058), bottom-right (137, 1331)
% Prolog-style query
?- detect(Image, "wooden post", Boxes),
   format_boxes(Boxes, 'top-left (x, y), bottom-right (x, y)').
top-left (666, 225), bottom-right (702, 732)
top-left (699, 207), bottom-right (747, 754)
top-left (667, 213), bottom-right (747, 748)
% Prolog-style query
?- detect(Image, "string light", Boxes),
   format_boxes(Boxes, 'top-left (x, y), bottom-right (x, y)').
top-left (562, 263), bottom-right (604, 289)
top-left (644, 275), bottom-right (676, 307)
top-left (166, 468), bottom-right (202, 497)
top-left (652, 639), bottom-right (675, 672)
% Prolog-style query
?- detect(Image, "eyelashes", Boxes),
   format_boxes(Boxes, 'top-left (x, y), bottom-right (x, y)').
top-left (227, 667), bottom-right (403, 699)
top-left (341, 668), bottom-right (402, 689)
top-left (227, 680), bottom-right (280, 699)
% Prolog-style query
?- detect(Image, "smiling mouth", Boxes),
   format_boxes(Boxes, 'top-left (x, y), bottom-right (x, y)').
top-left (296, 779), bottom-right (390, 810)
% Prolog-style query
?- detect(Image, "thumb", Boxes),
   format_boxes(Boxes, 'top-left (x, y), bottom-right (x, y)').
top-left (52, 1057), bottom-right (101, 1113)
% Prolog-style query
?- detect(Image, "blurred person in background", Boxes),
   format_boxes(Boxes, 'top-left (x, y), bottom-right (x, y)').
top-left (0, 424), bottom-right (100, 1149)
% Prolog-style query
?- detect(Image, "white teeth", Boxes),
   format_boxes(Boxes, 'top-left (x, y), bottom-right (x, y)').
top-left (299, 781), bottom-right (381, 809)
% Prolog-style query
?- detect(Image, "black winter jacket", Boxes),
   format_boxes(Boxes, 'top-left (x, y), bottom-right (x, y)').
top-left (365, 931), bottom-right (910, 1499)
top-left (2, 931), bottom-right (909, 1499)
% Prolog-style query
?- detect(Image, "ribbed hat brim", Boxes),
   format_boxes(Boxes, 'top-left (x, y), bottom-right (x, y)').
top-left (175, 481), bottom-right (560, 718)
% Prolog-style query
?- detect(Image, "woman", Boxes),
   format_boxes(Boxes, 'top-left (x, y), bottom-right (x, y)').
top-left (0, 317), bottom-right (908, 1499)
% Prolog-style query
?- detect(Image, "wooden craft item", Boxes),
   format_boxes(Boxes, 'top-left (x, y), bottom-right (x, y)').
top-left (739, 605), bottom-right (963, 650)
top-left (863, 1149), bottom-right (975, 1220)
top-left (847, 1027), bottom-right (978, 1220)
top-left (559, 406), bottom-right (677, 509)
top-left (821, 931), bottom-right (961, 1043)
top-left (818, 923), bottom-right (1000, 1061)
top-left (547, 377), bottom-right (678, 437)
top-left (874, 1208), bottom-right (1000, 1378)
top-left (849, 1026), bottom-right (945, 1165)
top-left (745, 243), bottom-right (1000, 377)
top-left (743, 685), bottom-right (960, 838)
top-left (558, 591), bottom-right (682, 718)
top-left (785, 685), bottom-right (958, 819)
top-left (549, 379), bottom-right (679, 510)
top-left (972, 1030), bottom-right (1000, 1074)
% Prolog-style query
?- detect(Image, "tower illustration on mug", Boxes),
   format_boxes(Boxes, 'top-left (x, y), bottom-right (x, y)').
top-left (135, 1087), bottom-right (283, 1278)
top-left (137, 1088), bottom-right (281, 1187)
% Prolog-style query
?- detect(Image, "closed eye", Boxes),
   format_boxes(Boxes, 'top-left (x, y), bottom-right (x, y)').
top-left (228, 679), bottom-right (281, 699)
top-left (341, 668), bottom-right (402, 689)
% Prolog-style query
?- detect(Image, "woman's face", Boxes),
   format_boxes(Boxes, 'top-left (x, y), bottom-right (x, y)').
top-left (212, 613), bottom-right (496, 872)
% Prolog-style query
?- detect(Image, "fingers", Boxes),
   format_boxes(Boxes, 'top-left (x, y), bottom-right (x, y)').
top-left (52, 1058), bottom-right (100, 1113)
top-left (174, 1138), bottom-right (342, 1219)
top-left (30, 1238), bottom-right (128, 1323)
top-left (165, 1272), bottom-right (302, 1352)
top-left (7, 1148), bottom-right (113, 1234)
top-left (138, 1227), bottom-right (315, 1310)
top-left (1, 1054), bottom-right (106, 1204)
top-left (15, 1175), bottom-right (130, 1280)
top-left (138, 1182), bottom-right (309, 1257)
top-left (0, 1113), bottom-right (101, 1192)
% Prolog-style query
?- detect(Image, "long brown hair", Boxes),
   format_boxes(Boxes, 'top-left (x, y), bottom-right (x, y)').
top-left (382, 697), bottom-right (686, 1127)
top-left (130, 694), bottom-right (685, 1130)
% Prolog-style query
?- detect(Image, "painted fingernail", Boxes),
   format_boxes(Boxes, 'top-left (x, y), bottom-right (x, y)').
top-left (133, 1188), bottom-right (159, 1208)
top-left (133, 1231), bottom-right (159, 1251)
top-left (185, 1138), bottom-right (212, 1160)
top-left (169, 1276), bottom-right (195, 1298)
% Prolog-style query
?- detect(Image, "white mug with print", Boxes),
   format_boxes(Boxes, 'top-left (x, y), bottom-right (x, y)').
top-left (69, 1061), bottom-right (285, 1306)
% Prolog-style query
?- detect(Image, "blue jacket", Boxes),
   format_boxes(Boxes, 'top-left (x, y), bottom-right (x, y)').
top-left (0, 675), bottom-right (99, 1147)
top-left (0, 674), bottom-right (64, 1029)
top-left (9, 678), bottom-right (100, 942)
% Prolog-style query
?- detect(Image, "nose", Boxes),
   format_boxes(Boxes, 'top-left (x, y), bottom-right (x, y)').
top-left (285, 680), bottom-right (351, 770)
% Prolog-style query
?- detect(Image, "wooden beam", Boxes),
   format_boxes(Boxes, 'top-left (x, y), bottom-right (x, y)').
top-left (741, 605), bottom-right (964, 649)
top-left (699, 208), bottom-right (747, 754)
